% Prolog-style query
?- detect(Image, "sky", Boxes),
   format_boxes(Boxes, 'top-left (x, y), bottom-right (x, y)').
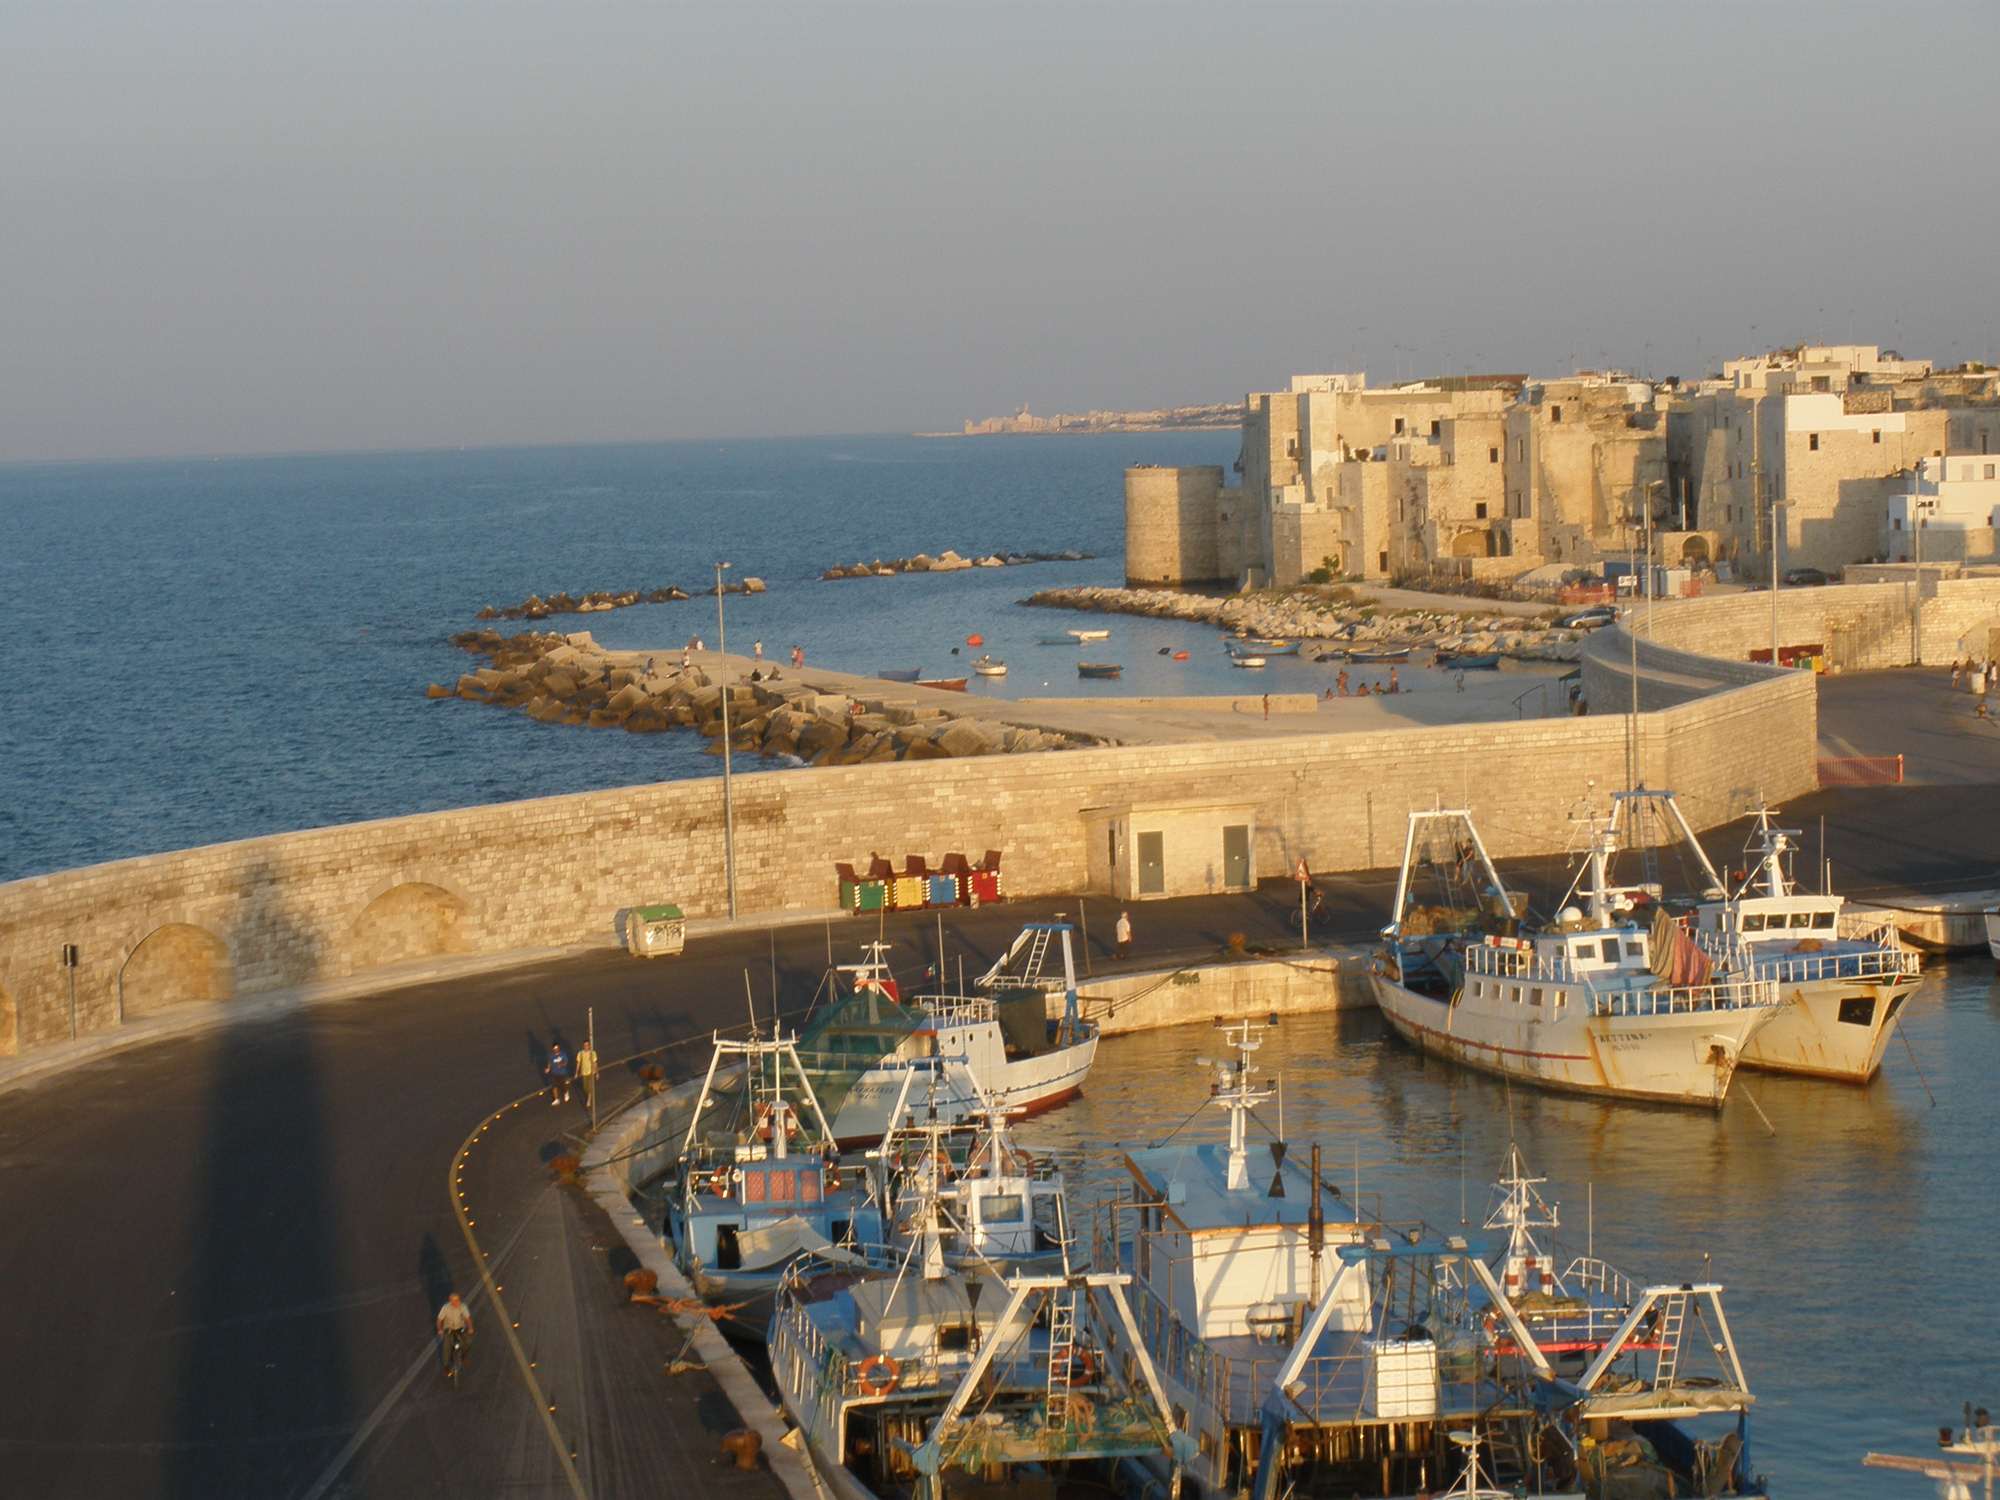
top-left (4, 0), bottom-right (1998, 461)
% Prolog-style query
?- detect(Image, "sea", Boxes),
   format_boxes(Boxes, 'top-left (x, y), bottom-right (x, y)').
top-left (1, 432), bottom-right (1243, 883)
top-left (1023, 961), bottom-right (1998, 1498)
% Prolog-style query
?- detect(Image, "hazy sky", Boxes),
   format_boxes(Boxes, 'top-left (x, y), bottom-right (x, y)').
top-left (5, 1), bottom-right (1997, 461)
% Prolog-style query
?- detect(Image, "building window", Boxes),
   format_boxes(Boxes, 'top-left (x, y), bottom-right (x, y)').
top-left (1393, 417), bottom-right (1405, 435)
top-left (1987, 464), bottom-right (1997, 480)
top-left (1809, 433), bottom-right (1820, 451)
top-left (1430, 419), bottom-right (1441, 437)
top-left (1475, 502), bottom-right (1488, 519)
top-left (1378, 550), bottom-right (1388, 571)
top-left (1489, 446), bottom-right (1499, 463)
top-left (1551, 405), bottom-right (1563, 424)
top-left (1873, 430), bottom-right (1882, 444)
top-left (1893, 517), bottom-right (1903, 531)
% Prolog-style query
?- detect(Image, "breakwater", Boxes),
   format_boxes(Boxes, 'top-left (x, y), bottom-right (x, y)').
top-left (1024, 585), bottom-right (1584, 662)
top-left (441, 629), bottom-right (1084, 763)
top-left (473, 578), bottom-right (763, 622)
top-left (821, 547), bottom-right (1090, 579)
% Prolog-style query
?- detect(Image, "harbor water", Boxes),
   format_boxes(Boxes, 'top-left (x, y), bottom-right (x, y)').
top-left (1018, 958), bottom-right (2000, 1498)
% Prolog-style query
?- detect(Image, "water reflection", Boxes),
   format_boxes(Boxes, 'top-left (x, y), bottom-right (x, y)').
top-left (1018, 962), bottom-right (1992, 1496)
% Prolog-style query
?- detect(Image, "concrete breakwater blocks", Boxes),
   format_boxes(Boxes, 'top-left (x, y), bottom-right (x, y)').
top-left (441, 627), bottom-right (1082, 764)
top-left (1052, 946), bottom-right (1374, 1036)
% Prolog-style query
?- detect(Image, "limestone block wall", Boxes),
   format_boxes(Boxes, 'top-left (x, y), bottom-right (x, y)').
top-left (0, 676), bottom-right (1811, 1059)
top-left (1124, 466), bottom-right (1231, 585)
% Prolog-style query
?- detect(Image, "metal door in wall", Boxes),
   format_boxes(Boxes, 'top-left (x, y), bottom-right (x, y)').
top-left (1137, 831), bottom-right (1165, 896)
top-left (1222, 825), bottom-right (1250, 890)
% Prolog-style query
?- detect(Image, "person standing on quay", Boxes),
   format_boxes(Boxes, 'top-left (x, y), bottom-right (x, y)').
top-left (574, 1036), bottom-right (598, 1112)
top-left (1115, 910), bottom-right (1133, 960)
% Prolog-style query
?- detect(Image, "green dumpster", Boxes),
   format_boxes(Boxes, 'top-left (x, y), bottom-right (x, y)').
top-left (627, 904), bottom-right (687, 958)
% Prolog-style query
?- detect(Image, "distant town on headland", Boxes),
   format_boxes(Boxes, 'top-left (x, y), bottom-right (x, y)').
top-left (924, 400), bottom-right (1243, 437)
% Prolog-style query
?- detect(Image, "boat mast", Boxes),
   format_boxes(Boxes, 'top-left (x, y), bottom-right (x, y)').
top-left (1211, 1020), bottom-right (1275, 1192)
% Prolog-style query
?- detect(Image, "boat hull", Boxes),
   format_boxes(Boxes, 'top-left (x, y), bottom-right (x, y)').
top-left (1370, 972), bottom-right (1768, 1107)
top-left (1737, 974), bottom-right (1916, 1081)
top-left (827, 1035), bottom-right (1097, 1147)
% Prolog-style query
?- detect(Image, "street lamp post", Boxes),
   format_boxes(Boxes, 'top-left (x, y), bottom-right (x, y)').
top-left (715, 561), bottom-right (738, 920)
top-left (1912, 466), bottom-right (1937, 665)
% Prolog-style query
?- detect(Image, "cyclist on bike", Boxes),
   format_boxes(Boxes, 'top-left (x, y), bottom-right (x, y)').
top-left (437, 1292), bottom-right (474, 1372)
top-left (545, 1041), bottom-right (574, 1106)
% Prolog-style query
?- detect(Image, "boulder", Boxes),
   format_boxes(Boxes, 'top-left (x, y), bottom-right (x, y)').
top-left (935, 720), bottom-right (998, 758)
top-left (425, 682), bottom-right (452, 700)
top-left (902, 733), bottom-right (949, 760)
top-left (624, 707), bottom-right (669, 732)
top-left (525, 697), bottom-right (566, 723)
top-left (454, 675), bottom-right (491, 702)
top-left (797, 718), bottom-right (849, 758)
top-left (742, 576), bottom-right (766, 593)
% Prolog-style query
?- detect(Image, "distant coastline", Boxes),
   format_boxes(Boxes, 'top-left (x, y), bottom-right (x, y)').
top-left (918, 400), bottom-right (1241, 438)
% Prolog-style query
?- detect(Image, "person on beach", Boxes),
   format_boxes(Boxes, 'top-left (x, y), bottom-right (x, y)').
top-left (793, 644), bottom-right (805, 669)
top-left (1388, 667), bottom-right (1399, 694)
top-left (1114, 910), bottom-right (1133, 960)
top-left (1336, 669), bottom-right (1350, 696)
top-left (1262, 693), bottom-right (1269, 720)
top-left (753, 640), bottom-right (763, 661)
top-left (1356, 682), bottom-right (1371, 697)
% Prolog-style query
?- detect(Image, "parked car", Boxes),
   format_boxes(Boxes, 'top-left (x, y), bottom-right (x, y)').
top-left (1782, 566), bottom-right (1830, 587)
top-left (1557, 604), bottom-right (1620, 629)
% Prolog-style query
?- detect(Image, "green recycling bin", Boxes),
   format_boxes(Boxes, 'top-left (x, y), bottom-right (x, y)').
top-left (627, 904), bottom-right (687, 958)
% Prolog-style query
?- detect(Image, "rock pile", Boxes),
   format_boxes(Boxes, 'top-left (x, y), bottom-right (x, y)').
top-left (822, 548), bottom-right (1089, 580)
top-left (1023, 586), bottom-right (1584, 663)
top-left (436, 629), bottom-right (1082, 765)
top-left (474, 578), bottom-right (764, 621)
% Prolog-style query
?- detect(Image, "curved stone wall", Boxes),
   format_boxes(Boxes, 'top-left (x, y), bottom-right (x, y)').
top-left (1124, 466), bottom-right (1228, 586)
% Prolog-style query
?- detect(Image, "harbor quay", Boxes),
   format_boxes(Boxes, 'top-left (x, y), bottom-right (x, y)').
top-left (3, 582), bottom-right (2000, 1495)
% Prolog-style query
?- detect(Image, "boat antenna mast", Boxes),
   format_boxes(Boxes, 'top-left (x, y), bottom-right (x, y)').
top-left (1207, 1019), bottom-right (1275, 1192)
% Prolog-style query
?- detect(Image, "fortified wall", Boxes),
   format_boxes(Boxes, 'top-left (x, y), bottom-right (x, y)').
top-left (36, 578), bottom-right (1994, 1059)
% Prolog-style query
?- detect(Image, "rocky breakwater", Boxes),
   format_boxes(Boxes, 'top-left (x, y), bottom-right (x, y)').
top-left (434, 629), bottom-right (1084, 766)
top-left (822, 548), bottom-right (1089, 580)
top-left (474, 577), bottom-right (764, 621)
top-left (1023, 585), bottom-right (1584, 663)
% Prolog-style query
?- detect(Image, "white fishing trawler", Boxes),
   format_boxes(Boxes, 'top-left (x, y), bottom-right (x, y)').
top-left (1864, 1406), bottom-right (1998, 1498)
top-left (768, 1115), bottom-right (1192, 1500)
top-left (868, 1095), bottom-right (1072, 1275)
top-left (1372, 809), bottom-right (1782, 1107)
top-left (800, 924), bottom-right (1099, 1147)
top-left (1667, 800), bottom-right (1922, 1081)
top-left (1094, 1021), bottom-right (1549, 1499)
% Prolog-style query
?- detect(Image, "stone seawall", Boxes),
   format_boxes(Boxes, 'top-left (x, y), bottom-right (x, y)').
top-left (0, 668), bottom-right (1814, 1060)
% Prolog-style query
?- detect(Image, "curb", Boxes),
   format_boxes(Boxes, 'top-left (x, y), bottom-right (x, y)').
top-left (583, 1095), bottom-right (824, 1500)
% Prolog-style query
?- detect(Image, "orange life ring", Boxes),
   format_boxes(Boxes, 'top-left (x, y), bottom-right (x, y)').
top-left (857, 1353), bottom-right (901, 1396)
top-left (1073, 1347), bottom-right (1101, 1384)
top-left (708, 1168), bottom-right (733, 1197)
top-left (755, 1103), bottom-right (801, 1144)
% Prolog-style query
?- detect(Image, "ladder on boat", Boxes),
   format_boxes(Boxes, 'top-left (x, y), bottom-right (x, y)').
top-left (1045, 1284), bottom-right (1080, 1427)
top-left (1009, 926), bottom-right (1054, 988)
top-left (1651, 1290), bottom-right (1692, 1388)
top-left (1481, 1414), bottom-right (1529, 1483)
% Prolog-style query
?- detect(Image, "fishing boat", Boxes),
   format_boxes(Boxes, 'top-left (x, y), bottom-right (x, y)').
top-left (1435, 651), bottom-right (1502, 670)
top-left (1067, 627), bottom-right (1111, 642)
top-left (971, 656), bottom-right (1008, 677)
top-left (798, 925), bottom-right (1099, 1147)
top-left (1095, 1021), bottom-right (1545, 1500)
top-left (870, 1098), bottom-right (1071, 1276)
top-left (1631, 795), bottom-right (1923, 1082)
top-left (877, 667), bottom-right (923, 682)
top-left (1038, 635), bottom-right (1081, 646)
top-left (915, 677), bottom-right (968, 692)
top-left (1230, 654), bottom-right (1267, 669)
top-left (769, 1163), bottom-right (1190, 1500)
top-left (1348, 645), bottom-right (1412, 664)
top-left (661, 1031), bottom-right (885, 1333)
top-left (1371, 809), bottom-right (1781, 1107)
top-left (1078, 662), bottom-right (1121, 678)
top-left (1237, 638), bottom-right (1301, 655)
top-left (1453, 1146), bottom-right (1769, 1498)
top-left (1863, 1407), bottom-right (1998, 1495)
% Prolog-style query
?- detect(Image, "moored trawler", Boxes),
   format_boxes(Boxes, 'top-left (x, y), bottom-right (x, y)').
top-left (1371, 809), bottom-right (1781, 1107)
top-left (1679, 802), bottom-right (1922, 1082)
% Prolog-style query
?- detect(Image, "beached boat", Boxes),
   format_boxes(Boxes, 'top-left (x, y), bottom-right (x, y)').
top-left (915, 677), bottom-right (968, 692)
top-left (1348, 645), bottom-right (1412, 663)
top-left (1067, 627), bottom-right (1111, 642)
top-left (1435, 651), bottom-right (1502, 670)
top-left (798, 925), bottom-right (1099, 1147)
top-left (1077, 662), bottom-right (1121, 678)
top-left (661, 1032), bottom-right (885, 1333)
top-left (877, 667), bottom-right (922, 682)
top-left (971, 656), bottom-right (1007, 677)
top-left (1372, 809), bottom-right (1781, 1107)
top-left (1230, 654), bottom-right (1267, 669)
top-left (1628, 795), bottom-right (1923, 1082)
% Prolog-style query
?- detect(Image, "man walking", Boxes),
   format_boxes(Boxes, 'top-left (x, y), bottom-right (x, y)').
top-left (1114, 909), bottom-right (1133, 960)
top-left (575, 1036), bottom-right (598, 1112)
top-left (545, 1041), bottom-right (574, 1106)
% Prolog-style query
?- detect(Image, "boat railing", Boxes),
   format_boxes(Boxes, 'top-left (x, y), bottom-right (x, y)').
top-left (1562, 1256), bottom-right (1639, 1308)
top-left (920, 992), bottom-right (1000, 1025)
top-left (1464, 943), bottom-right (1577, 984)
top-left (1838, 909), bottom-right (1905, 948)
top-left (1590, 975), bottom-right (1777, 1018)
top-left (1693, 931), bottom-right (1920, 985)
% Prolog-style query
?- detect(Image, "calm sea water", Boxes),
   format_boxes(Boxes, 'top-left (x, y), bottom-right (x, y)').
top-left (0, 433), bottom-right (1237, 881)
top-left (1020, 962), bottom-right (1998, 1498)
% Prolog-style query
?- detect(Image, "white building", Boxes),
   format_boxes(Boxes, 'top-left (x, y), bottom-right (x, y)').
top-left (1884, 455), bottom-right (2000, 562)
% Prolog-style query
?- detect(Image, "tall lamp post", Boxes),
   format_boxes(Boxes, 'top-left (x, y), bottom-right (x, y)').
top-left (715, 561), bottom-right (738, 920)
top-left (1912, 461), bottom-right (1937, 665)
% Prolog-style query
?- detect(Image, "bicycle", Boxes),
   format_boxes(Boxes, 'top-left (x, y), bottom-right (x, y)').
top-left (441, 1326), bottom-right (470, 1386)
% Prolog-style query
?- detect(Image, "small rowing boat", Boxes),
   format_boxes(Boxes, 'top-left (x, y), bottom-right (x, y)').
top-left (916, 677), bottom-right (968, 692)
top-left (876, 667), bottom-right (921, 682)
top-left (1067, 627), bottom-right (1110, 642)
top-left (1348, 645), bottom-right (1411, 664)
top-left (1238, 638), bottom-right (1300, 655)
top-left (971, 656), bottom-right (1007, 677)
top-left (1231, 654), bottom-right (1267, 668)
top-left (1435, 651), bottom-right (1501, 670)
top-left (1077, 662), bottom-right (1121, 679)
top-left (1037, 635), bottom-right (1080, 646)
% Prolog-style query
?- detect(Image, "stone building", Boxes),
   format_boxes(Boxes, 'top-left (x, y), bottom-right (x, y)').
top-left (1665, 344), bottom-right (2000, 576)
top-left (1501, 377), bottom-right (1668, 568)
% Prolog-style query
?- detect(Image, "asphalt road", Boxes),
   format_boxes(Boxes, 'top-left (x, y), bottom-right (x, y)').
top-left (4, 668), bottom-right (1999, 1498)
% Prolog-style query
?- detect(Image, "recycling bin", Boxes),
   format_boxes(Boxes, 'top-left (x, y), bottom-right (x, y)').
top-left (627, 904), bottom-right (687, 958)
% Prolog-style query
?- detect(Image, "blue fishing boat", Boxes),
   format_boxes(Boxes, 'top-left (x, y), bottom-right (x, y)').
top-left (1347, 645), bottom-right (1412, 664)
top-left (1435, 651), bottom-right (1502, 670)
top-left (877, 667), bottom-right (922, 682)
